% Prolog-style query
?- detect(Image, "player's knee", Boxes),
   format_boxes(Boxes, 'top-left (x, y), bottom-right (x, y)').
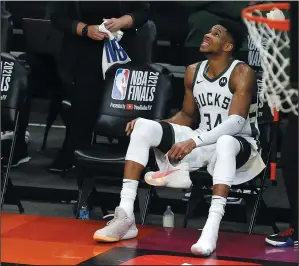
top-left (132, 118), bottom-right (151, 138)
top-left (131, 118), bottom-right (162, 143)
top-left (216, 135), bottom-right (240, 156)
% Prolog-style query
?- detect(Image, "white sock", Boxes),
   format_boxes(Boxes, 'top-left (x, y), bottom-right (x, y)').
top-left (192, 196), bottom-right (227, 256)
top-left (119, 179), bottom-right (139, 218)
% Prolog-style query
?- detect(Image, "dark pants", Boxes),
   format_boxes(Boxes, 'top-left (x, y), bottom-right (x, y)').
top-left (61, 41), bottom-right (104, 160)
top-left (281, 112), bottom-right (298, 231)
top-left (16, 53), bottom-right (61, 149)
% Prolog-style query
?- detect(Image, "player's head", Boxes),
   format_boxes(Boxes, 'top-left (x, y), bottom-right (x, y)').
top-left (200, 19), bottom-right (247, 56)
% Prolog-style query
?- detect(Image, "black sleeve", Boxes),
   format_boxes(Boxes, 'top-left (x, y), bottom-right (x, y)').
top-left (48, 2), bottom-right (79, 35)
top-left (124, 2), bottom-right (150, 29)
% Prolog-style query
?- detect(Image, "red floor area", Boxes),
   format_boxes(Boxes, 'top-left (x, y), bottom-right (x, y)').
top-left (1, 213), bottom-right (297, 266)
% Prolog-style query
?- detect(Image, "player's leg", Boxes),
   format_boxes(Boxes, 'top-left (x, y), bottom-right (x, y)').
top-left (120, 120), bottom-right (175, 217)
top-left (191, 135), bottom-right (251, 256)
top-left (144, 123), bottom-right (201, 188)
top-left (93, 119), bottom-right (174, 242)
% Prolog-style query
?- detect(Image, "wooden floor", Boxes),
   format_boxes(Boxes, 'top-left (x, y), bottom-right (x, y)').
top-left (1, 213), bottom-right (297, 266)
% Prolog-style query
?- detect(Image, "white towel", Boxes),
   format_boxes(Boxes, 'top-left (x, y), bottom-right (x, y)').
top-left (99, 21), bottom-right (131, 79)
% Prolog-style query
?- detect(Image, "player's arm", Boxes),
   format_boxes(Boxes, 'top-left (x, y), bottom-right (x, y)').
top-left (192, 63), bottom-right (256, 147)
top-left (164, 64), bottom-right (199, 127)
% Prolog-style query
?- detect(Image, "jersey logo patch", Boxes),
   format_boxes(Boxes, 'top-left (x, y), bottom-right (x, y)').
top-left (219, 77), bottom-right (227, 87)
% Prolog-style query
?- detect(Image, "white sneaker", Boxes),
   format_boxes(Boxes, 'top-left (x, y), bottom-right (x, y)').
top-left (144, 155), bottom-right (192, 189)
top-left (1, 131), bottom-right (30, 143)
top-left (93, 207), bottom-right (138, 242)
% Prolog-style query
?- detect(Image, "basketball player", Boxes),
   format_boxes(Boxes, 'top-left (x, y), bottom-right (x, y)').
top-left (93, 19), bottom-right (265, 256)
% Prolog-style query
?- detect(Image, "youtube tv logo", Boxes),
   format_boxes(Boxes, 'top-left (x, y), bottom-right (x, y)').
top-left (126, 104), bottom-right (134, 110)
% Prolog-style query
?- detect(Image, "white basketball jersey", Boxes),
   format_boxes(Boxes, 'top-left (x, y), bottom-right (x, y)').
top-left (192, 59), bottom-right (259, 142)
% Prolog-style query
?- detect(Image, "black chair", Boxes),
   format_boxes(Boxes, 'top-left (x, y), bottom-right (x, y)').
top-left (73, 62), bottom-right (174, 220)
top-left (0, 52), bottom-right (28, 212)
top-left (142, 73), bottom-right (279, 233)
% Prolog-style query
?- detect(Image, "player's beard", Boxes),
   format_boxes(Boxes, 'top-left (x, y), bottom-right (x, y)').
top-left (201, 50), bottom-right (219, 58)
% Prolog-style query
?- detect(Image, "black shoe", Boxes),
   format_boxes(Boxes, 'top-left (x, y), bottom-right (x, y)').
top-left (265, 228), bottom-right (298, 247)
top-left (48, 150), bottom-right (74, 173)
top-left (2, 141), bottom-right (31, 168)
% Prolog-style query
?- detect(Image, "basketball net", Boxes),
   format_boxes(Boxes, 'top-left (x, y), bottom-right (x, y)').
top-left (242, 3), bottom-right (298, 116)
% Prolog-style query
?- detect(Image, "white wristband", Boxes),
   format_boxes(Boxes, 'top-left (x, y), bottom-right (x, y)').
top-left (191, 135), bottom-right (203, 147)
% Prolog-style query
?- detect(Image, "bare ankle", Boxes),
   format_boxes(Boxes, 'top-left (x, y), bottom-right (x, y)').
top-left (124, 160), bottom-right (144, 180)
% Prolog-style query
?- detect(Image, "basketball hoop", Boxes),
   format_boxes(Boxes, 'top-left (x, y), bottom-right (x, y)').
top-left (242, 3), bottom-right (298, 116)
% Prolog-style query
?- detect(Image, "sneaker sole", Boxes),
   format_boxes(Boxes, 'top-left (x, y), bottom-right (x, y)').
top-left (3, 157), bottom-right (31, 168)
top-left (145, 175), bottom-right (168, 187)
top-left (93, 228), bottom-right (138, 243)
top-left (145, 175), bottom-right (192, 189)
top-left (93, 234), bottom-right (120, 242)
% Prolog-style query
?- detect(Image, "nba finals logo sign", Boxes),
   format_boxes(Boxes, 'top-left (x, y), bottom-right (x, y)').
top-left (110, 68), bottom-right (159, 111)
top-left (111, 69), bottom-right (130, 100)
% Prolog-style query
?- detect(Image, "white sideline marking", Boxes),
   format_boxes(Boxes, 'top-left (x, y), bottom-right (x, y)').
top-left (28, 123), bottom-right (66, 129)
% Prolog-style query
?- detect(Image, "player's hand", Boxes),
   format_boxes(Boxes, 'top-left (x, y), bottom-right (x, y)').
top-left (168, 139), bottom-right (196, 160)
top-left (104, 18), bottom-right (126, 32)
top-left (87, 25), bottom-right (108, 40)
top-left (125, 119), bottom-right (139, 136)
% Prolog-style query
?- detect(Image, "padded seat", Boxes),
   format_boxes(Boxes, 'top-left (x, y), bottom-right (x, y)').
top-left (75, 144), bottom-right (128, 177)
top-left (75, 144), bottom-right (127, 167)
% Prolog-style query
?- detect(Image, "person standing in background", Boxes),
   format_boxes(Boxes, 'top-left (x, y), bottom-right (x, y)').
top-left (48, 1), bottom-right (150, 172)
